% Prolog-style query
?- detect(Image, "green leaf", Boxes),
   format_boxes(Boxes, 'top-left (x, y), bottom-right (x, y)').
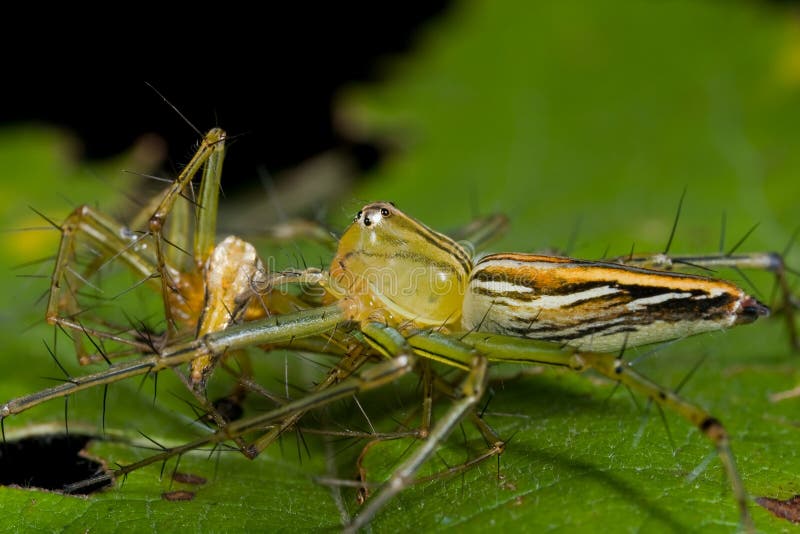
top-left (3, 1), bottom-right (800, 532)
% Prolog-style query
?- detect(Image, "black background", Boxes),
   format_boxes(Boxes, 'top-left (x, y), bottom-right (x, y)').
top-left (0, 4), bottom-right (449, 189)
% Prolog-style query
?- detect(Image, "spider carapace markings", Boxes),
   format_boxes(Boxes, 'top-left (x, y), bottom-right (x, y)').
top-left (330, 202), bottom-right (768, 349)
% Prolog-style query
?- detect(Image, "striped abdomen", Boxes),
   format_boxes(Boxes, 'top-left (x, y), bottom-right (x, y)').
top-left (461, 253), bottom-right (768, 352)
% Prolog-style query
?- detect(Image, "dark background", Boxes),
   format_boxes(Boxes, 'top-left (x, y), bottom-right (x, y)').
top-left (0, 4), bottom-right (449, 188)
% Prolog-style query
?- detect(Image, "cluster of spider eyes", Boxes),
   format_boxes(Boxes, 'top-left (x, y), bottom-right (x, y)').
top-left (354, 207), bottom-right (392, 226)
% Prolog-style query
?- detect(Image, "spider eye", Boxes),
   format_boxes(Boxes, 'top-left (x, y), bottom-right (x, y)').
top-left (363, 216), bottom-right (372, 226)
top-left (380, 208), bottom-right (390, 217)
top-left (354, 210), bottom-right (362, 222)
